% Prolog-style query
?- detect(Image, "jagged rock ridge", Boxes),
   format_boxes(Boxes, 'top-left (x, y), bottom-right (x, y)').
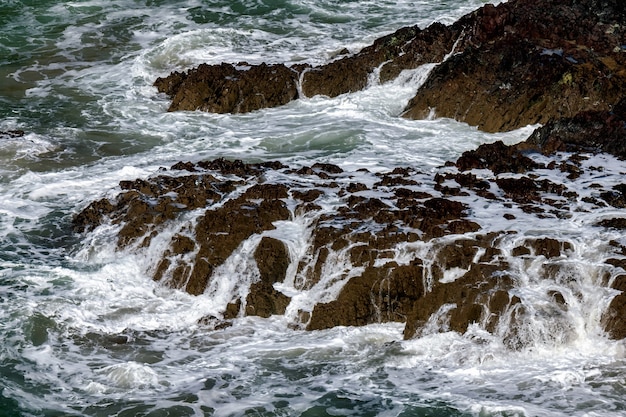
top-left (154, 0), bottom-right (626, 132)
top-left (74, 104), bottom-right (626, 343)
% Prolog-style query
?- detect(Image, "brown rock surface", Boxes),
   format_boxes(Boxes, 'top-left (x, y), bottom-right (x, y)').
top-left (301, 26), bottom-right (421, 98)
top-left (155, 0), bottom-right (626, 133)
top-left (307, 261), bottom-right (425, 330)
top-left (402, 0), bottom-right (626, 131)
top-left (520, 98), bottom-right (626, 158)
top-left (603, 275), bottom-right (626, 339)
top-left (245, 237), bottom-right (291, 318)
top-left (154, 62), bottom-right (299, 113)
top-left (74, 98), bottom-right (626, 341)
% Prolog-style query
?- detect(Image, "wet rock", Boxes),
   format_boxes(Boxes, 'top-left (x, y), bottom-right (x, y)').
top-left (154, 62), bottom-right (299, 113)
top-left (155, 0), bottom-right (626, 131)
top-left (301, 26), bottom-right (421, 98)
top-left (183, 187), bottom-right (290, 295)
top-left (72, 199), bottom-right (116, 233)
top-left (403, 0), bottom-right (626, 131)
top-left (456, 141), bottom-right (541, 174)
top-left (379, 22), bottom-right (460, 83)
top-left (604, 277), bottom-right (626, 339)
top-left (0, 130), bottom-right (25, 139)
top-left (548, 290), bottom-right (567, 307)
top-left (246, 237), bottom-right (291, 318)
top-left (403, 262), bottom-right (515, 339)
top-left (597, 218), bottom-right (626, 229)
top-left (308, 261), bottom-right (425, 330)
top-left (292, 189), bottom-right (323, 202)
top-left (521, 99), bottom-right (626, 158)
top-left (197, 315), bottom-right (233, 330)
top-left (74, 148), bottom-right (626, 342)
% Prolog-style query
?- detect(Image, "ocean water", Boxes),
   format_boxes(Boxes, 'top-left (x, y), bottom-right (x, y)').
top-left (1, 0), bottom-right (626, 416)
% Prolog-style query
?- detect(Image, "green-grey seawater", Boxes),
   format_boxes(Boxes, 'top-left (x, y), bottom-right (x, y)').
top-left (1, 1), bottom-right (626, 416)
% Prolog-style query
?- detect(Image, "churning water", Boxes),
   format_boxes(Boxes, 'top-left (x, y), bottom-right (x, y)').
top-left (1, 1), bottom-right (625, 416)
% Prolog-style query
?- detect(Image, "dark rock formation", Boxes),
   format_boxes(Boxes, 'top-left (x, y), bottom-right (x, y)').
top-left (520, 98), bottom-right (626, 158)
top-left (301, 25), bottom-right (421, 98)
top-left (74, 158), bottom-right (484, 326)
top-left (154, 62), bottom-right (299, 113)
top-left (154, 0), bottom-right (626, 133)
top-left (0, 130), bottom-right (25, 139)
top-left (89, 0), bottom-right (626, 343)
top-left (246, 237), bottom-right (291, 317)
top-left (307, 261), bottom-right (425, 330)
top-left (402, 0), bottom-right (626, 131)
top-left (74, 100), bottom-right (626, 342)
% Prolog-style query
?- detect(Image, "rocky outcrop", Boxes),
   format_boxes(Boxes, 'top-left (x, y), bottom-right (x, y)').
top-left (154, 0), bottom-right (626, 133)
top-left (0, 130), bottom-right (25, 139)
top-left (74, 103), bottom-right (626, 342)
top-left (154, 63), bottom-right (299, 113)
top-left (153, 23), bottom-right (449, 111)
top-left (299, 22), bottom-right (465, 98)
top-left (92, 0), bottom-right (626, 344)
top-left (300, 25), bottom-right (421, 98)
top-left (403, 0), bottom-right (626, 131)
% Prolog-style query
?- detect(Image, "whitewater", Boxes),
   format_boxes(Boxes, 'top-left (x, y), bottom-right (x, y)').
top-left (1, 0), bottom-right (625, 416)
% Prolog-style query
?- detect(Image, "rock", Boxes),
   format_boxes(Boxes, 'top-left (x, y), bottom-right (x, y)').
top-left (521, 237), bottom-right (572, 259)
top-left (301, 26), bottom-right (421, 98)
top-left (520, 98), bottom-right (626, 158)
top-left (155, 0), bottom-right (626, 129)
top-left (74, 158), bottom-right (485, 331)
top-left (246, 237), bottom-right (291, 318)
top-left (74, 119), bottom-right (626, 342)
top-left (379, 22), bottom-right (460, 83)
top-left (597, 218), bottom-right (626, 229)
top-left (307, 261), bottom-right (424, 330)
top-left (456, 140), bottom-right (541, 174)
top-left (72, 199), bottom-right (115, 233)
top-left (154, 62), bottom-right (299, 113)
top-left (604, 275), bottom-right (626, 339)
top-left (403, 262), bottom-right (516, 339)
top-left (0, 130), bottom-right (25, 139)
top-left (402, 0), bottom-right (626, 131)
top-left (181, 185), bottom-right (290, 295)
top-left (604, 295), bottom-right (626, 339)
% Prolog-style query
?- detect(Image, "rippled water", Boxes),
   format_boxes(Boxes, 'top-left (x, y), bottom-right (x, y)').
top-left (1, 1), bottom-right (625, 416)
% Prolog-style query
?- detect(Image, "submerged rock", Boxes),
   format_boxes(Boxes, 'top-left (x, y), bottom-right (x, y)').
top-left (0, 130), bottom-right (25, 139)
